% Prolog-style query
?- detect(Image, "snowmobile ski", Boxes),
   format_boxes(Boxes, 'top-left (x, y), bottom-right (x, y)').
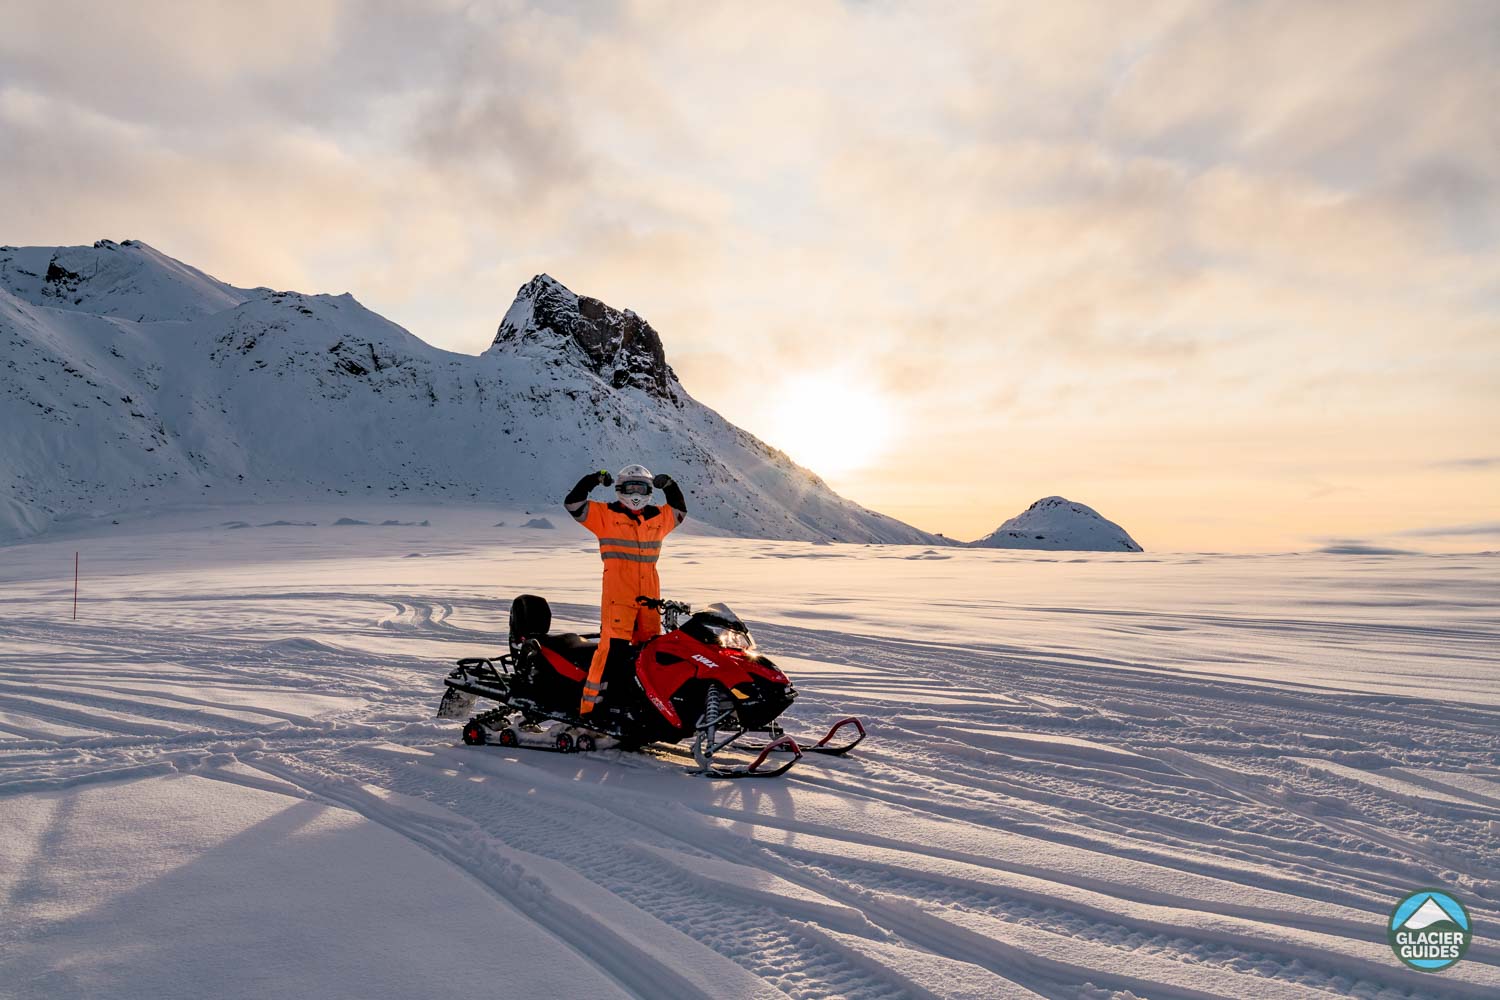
top-left (745, 717), bottom-right (866, 756)
top-left (698, 735), bottom-right (803, 778)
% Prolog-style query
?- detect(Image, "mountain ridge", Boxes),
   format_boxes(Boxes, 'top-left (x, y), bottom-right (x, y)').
top-left (0, 239), bottom-right (941, 545)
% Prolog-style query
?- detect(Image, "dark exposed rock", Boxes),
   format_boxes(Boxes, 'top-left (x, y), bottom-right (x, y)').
top-left (489, 274), bottom-right (679, 402)
top-left (45, 260), bottom-right (81, 285)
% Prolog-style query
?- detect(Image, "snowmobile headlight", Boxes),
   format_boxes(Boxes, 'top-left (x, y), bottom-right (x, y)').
top-left (705, 623), bottom-right (754, 649)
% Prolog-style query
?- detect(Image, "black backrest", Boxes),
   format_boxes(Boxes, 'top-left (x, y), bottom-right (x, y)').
top-left (509, 594), bottom-right (552, 644)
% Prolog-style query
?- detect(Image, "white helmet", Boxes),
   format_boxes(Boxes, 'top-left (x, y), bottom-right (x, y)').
top-left (615, 464), bottom-right (654, 511)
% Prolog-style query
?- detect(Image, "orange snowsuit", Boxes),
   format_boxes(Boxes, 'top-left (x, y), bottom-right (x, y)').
top-left (568, 494), bottom-right (684, 714)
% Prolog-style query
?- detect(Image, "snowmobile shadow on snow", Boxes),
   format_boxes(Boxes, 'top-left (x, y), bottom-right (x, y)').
top-left (437, 594), bottom-right (865, 778)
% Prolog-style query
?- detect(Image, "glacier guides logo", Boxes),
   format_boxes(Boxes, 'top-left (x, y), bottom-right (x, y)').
top-left (1388, 889), bottom-right (1471, 971)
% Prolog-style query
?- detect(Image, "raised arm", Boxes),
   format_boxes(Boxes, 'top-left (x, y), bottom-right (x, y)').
top-left (654, 473), bottom-right (687, 525)
top-left (566, 470), bottom-right (611, 523)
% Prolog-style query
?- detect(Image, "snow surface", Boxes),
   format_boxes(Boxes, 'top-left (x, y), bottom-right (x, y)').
top-left (0, 240), bottom-right (938, 546)
top-left (1, 773), bottom-right (636, 1000)
top-left (972, 497), bottom-right (1142, 552)
top-left (1, 508), bottom-right (1497, 999)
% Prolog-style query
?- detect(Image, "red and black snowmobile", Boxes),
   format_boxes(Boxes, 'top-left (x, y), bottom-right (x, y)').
top-left (437, 595), bottom-right (864, 777)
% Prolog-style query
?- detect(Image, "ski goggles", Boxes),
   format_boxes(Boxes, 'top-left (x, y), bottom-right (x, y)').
top-left (616, 480), bottom-right (653, 497)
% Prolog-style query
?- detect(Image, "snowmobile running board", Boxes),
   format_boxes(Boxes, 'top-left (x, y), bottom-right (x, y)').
top-left (745, 717), bottom-right (866, 757)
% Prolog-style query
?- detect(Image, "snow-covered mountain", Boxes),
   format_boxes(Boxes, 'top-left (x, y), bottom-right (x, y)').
top-left (0, 239), bottom-right (941, 544)
top-left (970, 496), bottom-right (1143, 551)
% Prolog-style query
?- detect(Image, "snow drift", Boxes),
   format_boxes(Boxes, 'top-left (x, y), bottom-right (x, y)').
top-left (0, 240), bottom-right (940, 545)
top-left (970, 496), bottom-right (1142, 551)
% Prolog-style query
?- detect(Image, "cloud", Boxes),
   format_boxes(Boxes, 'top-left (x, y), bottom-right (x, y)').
top-left (0, 0), bottom-right (1495, 551)
top-left (1429, 456), bottom-right (1500, 470)
top-left (0, 1), bottom-right (341, 124)
top-left (1398, 522), bottom-right (1500, 538)
top-left (1315, 541), bottom-right (1420, 556)
top-left (1103, 1), bottom-right (1499, 194)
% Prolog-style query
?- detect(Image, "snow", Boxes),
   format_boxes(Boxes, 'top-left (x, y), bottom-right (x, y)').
top-left (1, 509), bottom-right (1498, 998)
top-left (630, 841), bottom-right (872, 930)
top-left (1, 773), bottom-right (636, 1000)
top-left (0, 239), bottom-right (248, 321)
top-left (936, 726), bottom-right (1152, 764)
top-left (798, 923), bottom-right (1048, 999)
top-left (972, 496), bottom-right (1143, 551)
top-left (0, 240), bottom-right (939, 546)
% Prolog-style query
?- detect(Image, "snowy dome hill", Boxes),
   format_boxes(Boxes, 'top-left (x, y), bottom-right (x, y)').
top-left (0, 239), bottom-right (940, 544)
top-left (970, 496), bottom-right (1143, 552)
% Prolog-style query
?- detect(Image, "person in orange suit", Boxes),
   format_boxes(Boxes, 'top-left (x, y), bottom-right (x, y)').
top-left (565, 464), bottom-right (687, 717)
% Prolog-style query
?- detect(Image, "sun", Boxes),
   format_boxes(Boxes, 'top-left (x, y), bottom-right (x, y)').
top-left (757, 372), bottom-right (896, 480)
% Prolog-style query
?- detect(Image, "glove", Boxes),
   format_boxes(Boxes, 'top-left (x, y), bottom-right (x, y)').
top-left (652, 473), bottom-right (673, 489)
top-left (597, 469), bottom-right (613, 487)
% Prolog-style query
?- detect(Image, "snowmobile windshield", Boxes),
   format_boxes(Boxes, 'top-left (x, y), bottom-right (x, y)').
top-left (682, 603), bottom-right (754, 649)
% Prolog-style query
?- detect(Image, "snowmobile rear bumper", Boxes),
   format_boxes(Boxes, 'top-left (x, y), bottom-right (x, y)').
top-left (441, 658), bottom-right (510, 698)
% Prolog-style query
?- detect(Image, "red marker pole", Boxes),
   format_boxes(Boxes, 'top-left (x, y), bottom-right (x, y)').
top-left (73, 551), bottom-right (79, 621)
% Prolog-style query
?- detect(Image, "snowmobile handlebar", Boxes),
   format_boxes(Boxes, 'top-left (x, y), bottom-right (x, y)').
top-left (636, 596), bottom-right (690, 615)
top-left (637, 596), bottom-right (690, 630)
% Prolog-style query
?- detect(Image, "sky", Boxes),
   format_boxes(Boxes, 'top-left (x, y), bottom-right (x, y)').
top-left (2, 0), bottom-right (1497, 551)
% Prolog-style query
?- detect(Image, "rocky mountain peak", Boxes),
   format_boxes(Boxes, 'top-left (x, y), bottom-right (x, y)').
top-left (488, 274), bottom-right (678, 402)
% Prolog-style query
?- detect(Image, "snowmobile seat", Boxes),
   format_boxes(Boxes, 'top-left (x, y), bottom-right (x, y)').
top-left (509, 593), bottom-right (553, 645)
top-left (536, 632), bottom-right (598, 671)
